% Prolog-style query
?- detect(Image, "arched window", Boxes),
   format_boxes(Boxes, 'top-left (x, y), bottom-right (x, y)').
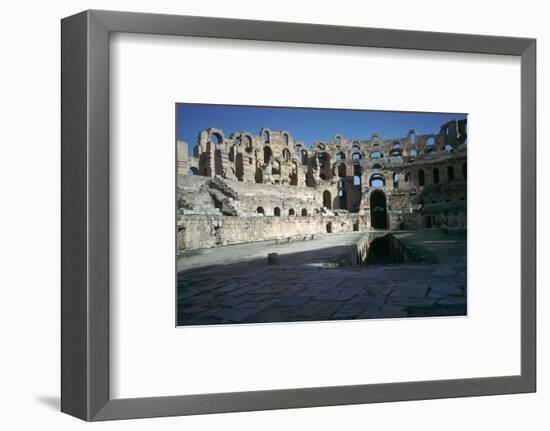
top-left (282, 149), bottom-right (291, 160)
top-left (418, 169), bottom-right (425, 186)
top-left (301, 149), bottom-right (308, 166)
top-left (288, 208), bottom-right (295, 216)
top-left (370, 151), bottom-right (382, 158)
top-left (353, 175), bottom-right (361, 186)
top-left (263, 130), bottom-right (269, 143)
top-left (336, 151), bottom-right (346, 161)
top-left (393, 172), bottom-right (399, 189)
top-left (369, 173), bottom-right (386, 188)
top-left (283, 133), bottom-right (289, 145)
top-left (335, 136), bottom-right (342, 145)
top-left (352, 152), bottom-right (362, 160)
top-left (410, 148), bottom-right (417, 157)
top-left (352, 145), bottom-right (360, 152)
top-left (244, 135), bottom-right (252, 153)
top-left (338, 163), bottom-right (346, 177)
top-left (433, 167), bottom-right (440, 184)
top-left (447, 165), bottom-right (455, 181)
top-left (426, 137), bottom-right (435, 146)
top-left (389, 141), bottom-right (400, 156)
top-left (274, 207), bottom-right (281, 216)
top-left (318, 152), bottom-right (331, 180)
top-left (210, 133), bottom-right (222, 145)
top-left (410, 132), bottom-right (416, 144)
top-left (301, 208), bottom-right (308, 216)
top-left (445, 144), bottom-right (453, 152)
top-left (257, 207), bottom-right (265, 215)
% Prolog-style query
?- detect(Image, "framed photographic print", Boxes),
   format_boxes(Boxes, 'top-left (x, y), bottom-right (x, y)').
top-left (61, 9), bottom-right (536, 421)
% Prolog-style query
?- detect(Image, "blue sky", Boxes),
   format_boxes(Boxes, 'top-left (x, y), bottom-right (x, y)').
top-left (176, 103), bottom-right (467, 156)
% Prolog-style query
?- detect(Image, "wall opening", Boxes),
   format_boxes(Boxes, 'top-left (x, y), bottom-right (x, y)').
top-left (282, 148), bottom-right (290, 160)
top-left (301, 208), bottom-right (308, 216)
top-left (339, 189), bottom-right (347, 210)
top-left (263, 146), bottom-right (272, 164)
top-left (338, 163), bottom-right (347, 178)
top-left (274, 207), bottom-right (281, 216)
top-left (301, 149), bottom-right (308, 166)
top-left (288, 208), bottom-right (295, 216)
top-left (447, 165), bottom-right (455, 181)
top-left (393, 172), bottom-right (399, 189)
top-left (318, 152), bottom-right (331, 180)
top-left (433, 167), bottom-right (440, 184)
top-left (326, 222), bottom-right (333, 233)
top-left (257, 207), bottom-right (265, 215)
top-left (369, 173), bottom-right (386, 188)
top-left (418, 169), bottom-right (425, 186)
top-left (272, 160), bottom-right (281, 175)
top-left (323, 190), bottom-right (332, 209)
top-left (210, 132), bottom-right (222, 145)
top-left (235, 153), bottom-right (244, 181)
top-left (370, 190), bottom-right (387, 229)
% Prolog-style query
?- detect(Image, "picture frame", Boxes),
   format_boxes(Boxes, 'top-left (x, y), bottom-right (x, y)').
top-left (61, 9), bottom-right (536, 421)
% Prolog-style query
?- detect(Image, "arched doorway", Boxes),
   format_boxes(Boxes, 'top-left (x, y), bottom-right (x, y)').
top-left (370, 190), bottom-right (387, 229)
top-left (323, 190), bottom-right (332, 209)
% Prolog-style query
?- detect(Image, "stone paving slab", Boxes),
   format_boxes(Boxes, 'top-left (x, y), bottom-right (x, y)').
top-left (177, 230), bottom-right (466, 326)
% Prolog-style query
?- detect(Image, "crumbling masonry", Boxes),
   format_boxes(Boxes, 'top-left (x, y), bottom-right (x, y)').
top-left (177, 119), bottom-right (467, 251)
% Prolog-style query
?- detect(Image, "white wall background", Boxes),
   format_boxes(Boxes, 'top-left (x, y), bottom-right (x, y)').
top-left (0, 0), bottom-right (547, 429)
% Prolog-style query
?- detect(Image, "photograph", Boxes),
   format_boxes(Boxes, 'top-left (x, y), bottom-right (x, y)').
top-left (176, 103), bottom-right (467, 326)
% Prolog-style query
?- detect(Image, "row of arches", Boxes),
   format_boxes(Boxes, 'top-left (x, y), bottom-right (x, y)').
top-left (255, 190), bottom-right (388, 230)
top-left (417, 163), bottom-right (466, 187)
top-left (256, 207), bottom-right (309, 216)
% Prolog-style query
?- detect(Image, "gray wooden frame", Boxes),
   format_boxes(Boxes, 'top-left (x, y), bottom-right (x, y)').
top-left (61, 9), bottom-right (536, 421)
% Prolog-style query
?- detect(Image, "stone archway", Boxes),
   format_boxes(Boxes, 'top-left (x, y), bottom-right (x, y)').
top-left (370, 190), bottom-right (387, 229)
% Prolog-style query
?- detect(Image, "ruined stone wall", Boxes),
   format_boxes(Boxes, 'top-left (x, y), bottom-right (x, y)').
top-left (177, 214), bottom-right (369, 251)
top-left (176, 119), bottom-right (467, 249)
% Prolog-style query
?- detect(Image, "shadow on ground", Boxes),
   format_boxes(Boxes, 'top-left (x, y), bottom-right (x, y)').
top-left (177, 231), bottom-right (466, 326)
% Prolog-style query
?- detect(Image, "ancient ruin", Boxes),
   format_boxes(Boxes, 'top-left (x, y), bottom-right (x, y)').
top-left (177, 119), bottom-right (467, 251)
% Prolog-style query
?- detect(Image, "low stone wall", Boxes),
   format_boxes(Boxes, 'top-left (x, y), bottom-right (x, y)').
top-left (177, 214), bottom-right (369, 251)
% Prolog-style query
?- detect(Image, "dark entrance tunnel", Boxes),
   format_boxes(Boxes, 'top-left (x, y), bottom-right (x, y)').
top-left (370, 190), bottom-right (387, 229)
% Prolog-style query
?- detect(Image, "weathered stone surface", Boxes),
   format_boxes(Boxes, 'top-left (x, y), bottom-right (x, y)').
top-left (176, 119), bottom-right (467, 325)
top-left (177, 230), bottom-right (467, 325)
top-left (177, 119), bottom-right (467, 252)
